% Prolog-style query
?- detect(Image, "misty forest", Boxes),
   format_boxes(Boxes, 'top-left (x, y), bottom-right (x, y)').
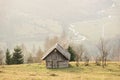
top-left (0, 29), bottom-right (120, 66)
top-left (0, 0), bottom-right (120, 80)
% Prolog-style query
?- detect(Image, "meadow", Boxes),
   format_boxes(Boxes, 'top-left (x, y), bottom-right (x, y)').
top-left (0, 62), bottom-right (120, 80)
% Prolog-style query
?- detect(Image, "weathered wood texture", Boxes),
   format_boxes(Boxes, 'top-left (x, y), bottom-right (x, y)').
top-left (46, 49), bottom-right (69, 68)
top-left (42, 44), bottom-right (70, 68)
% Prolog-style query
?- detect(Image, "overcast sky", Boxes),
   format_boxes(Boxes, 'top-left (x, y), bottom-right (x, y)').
top-left (0, 0), bottom-right (120, 50)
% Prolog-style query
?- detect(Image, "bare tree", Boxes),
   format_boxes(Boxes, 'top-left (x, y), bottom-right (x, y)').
top-left (44, 36), bottom-right (59, 51)
top-left (117, 41), bottom-right (120, 61)
top-left (112, 37), bottom-right (120, 61)
top-left (109, 44), bottom-right (120, 61)
top-left (44, 29), bottom-right (69, 51)
top-left (82, 49), bottom-right (91, 66)
top-left (98, 38), bottom-right (108, 68)
top-left (72, 44), bottom-right (85, 67)
top-left (20, 44), bottom-right (29, 63)
top-left (0, 49), bottom-right (4, 65)
top-left (35, 47), bottom-right (44, 63)
top-left (83, 56), bottom-right (89, 66)
top-left (95, 56), bottom-right (101, 66)
top-left (27, 53), bottom-right (34, 63)
top-left (118, 37), bottom-right (120, 61)
top-left (59, 29), bottom-right (69, 49)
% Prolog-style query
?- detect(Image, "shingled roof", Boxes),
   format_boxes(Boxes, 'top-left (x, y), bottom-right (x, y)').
top-left (42, 43), bottom-right (70, 60)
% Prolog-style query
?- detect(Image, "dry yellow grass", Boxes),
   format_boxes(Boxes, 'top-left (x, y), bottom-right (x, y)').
top-left (0, 62), bottom-right (120, 80)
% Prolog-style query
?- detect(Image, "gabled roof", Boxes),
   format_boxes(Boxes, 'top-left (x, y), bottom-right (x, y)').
top-left (42, 43), bottom-right (70, 60)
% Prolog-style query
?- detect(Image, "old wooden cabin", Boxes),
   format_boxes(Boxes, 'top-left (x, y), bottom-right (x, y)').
top-left (42, 44), bottom-right (71, 68)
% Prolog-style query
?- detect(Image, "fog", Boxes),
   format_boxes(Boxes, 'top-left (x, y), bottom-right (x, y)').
top-left (0, 0), bottom-right (120, 50)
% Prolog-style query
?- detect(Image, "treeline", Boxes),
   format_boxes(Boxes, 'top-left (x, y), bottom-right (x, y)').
top-left (0, 45), bottom-right (44, 65)
top-left (44, 34), bottom-right (120, 68)
top-left (67, 37), bottom-right (120, 68)
top-left (0, 32), bottom-right (120, 68)
top-left (6, 46), bottom-right (23, 65)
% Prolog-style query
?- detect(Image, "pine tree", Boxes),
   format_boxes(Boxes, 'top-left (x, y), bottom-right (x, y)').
top-left (67, 46), bottom-right (76, 61)
top-left (5, 49), bottom-right (11, 65)
top-left (12, 46), bottom-right (24, 64)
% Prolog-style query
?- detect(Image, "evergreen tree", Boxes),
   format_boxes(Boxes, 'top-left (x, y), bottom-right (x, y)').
top-left (67, 46), bottom-right (76, 61)
top-left (5, 49), bottom-right (11, 65)
top-left (12, 46), bottom-right (24, 64)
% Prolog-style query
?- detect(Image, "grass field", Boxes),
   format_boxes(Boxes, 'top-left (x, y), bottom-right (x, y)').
top-left (0, 62), bottom-right (120, 80)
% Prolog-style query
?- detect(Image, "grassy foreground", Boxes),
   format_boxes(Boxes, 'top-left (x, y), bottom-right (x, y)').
top-left (0, 62), bottom-right (120, 80)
